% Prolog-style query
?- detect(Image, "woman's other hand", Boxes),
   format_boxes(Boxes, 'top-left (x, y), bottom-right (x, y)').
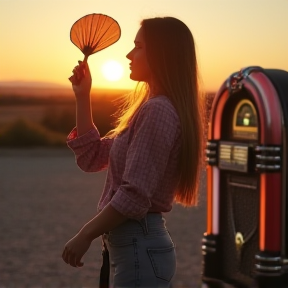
top-left (62, 232), bottom-right (92, 268)
top-left (69, 61), bottom-right (92, 98)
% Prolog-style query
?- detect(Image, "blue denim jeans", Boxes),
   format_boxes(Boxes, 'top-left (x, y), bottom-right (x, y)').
top-left (103, 213), bottom-right (176, 288)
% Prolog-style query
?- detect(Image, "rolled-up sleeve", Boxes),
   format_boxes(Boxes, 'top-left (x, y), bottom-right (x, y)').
top-left (67, 126), bottom-right (114, 172)
top-left (110, 100), bottom-right (180, 219)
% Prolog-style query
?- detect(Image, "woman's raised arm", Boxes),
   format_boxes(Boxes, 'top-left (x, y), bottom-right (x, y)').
top-left (70, 60), bottom-right (94, 136)
top-left (67, 61), bottom-right (114, 172)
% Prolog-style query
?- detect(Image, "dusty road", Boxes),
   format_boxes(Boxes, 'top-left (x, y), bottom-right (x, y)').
top-left (0, 148), bottom-right (207, 288)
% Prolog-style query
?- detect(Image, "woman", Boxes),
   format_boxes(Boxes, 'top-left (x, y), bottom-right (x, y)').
top-left (62, 16), bottom-right (203, 287)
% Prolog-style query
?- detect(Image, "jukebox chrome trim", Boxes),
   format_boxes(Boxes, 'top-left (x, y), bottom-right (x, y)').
top-left (255, 254), bottom-right (283, 273)
top-left (228, 66), bottom-right (262, 93)
top-left (202, 245), bottom-right (216, 253)
top-left (201, 233), bottom-right (218, 255)
top-left (255, 255), bottom-right (281, 262)
top-left (255, 145), bottom-right (282, 172)
top-left (206, 141), bottom-right (218, 166)
top-left (255, 265), bottom-right (282, 272)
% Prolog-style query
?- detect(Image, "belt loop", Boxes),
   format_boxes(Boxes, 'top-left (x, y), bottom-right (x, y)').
top-left (138, 214), bottom-right (149, 235)
top-left (144, 214), bottom-right (149, 234)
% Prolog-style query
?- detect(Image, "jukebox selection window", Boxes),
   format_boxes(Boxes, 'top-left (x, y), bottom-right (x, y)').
top-left (232, 99), bottom-right (258, 140)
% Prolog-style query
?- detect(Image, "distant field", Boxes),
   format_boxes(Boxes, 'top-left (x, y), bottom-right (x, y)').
top-left (0, 84), bottom-right (130, 98)
top-left (0, 86), bottom-right (126, 131)
top-left (0, 104), bottom-right (55, 124)
top-left (0, 85), bottom-right (215, 138)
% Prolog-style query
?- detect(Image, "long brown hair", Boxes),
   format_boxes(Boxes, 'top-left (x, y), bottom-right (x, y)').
top-left (110, 17), bottom-right (203, 206)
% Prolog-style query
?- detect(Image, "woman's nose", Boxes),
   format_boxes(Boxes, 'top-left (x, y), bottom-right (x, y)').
top-left (126, 50), bottom-right (133, 60)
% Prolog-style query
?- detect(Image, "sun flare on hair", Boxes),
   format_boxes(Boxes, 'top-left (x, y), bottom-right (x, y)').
top-left (101, 60), bottom-right (124, 82)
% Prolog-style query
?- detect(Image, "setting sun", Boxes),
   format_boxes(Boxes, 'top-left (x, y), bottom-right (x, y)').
top-left (101, 60), bottom-right (124, 82)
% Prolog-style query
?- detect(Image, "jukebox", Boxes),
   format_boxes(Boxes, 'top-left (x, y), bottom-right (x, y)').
top-left (202, 66), bottom-right (288, 288)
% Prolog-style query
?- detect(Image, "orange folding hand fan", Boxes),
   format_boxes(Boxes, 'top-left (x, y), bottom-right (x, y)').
top-left (69, 13), bottom-right (121, 84)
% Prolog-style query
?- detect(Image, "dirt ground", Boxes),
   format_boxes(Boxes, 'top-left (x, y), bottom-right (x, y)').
top-left (0, 148), bottom-right (207, 288)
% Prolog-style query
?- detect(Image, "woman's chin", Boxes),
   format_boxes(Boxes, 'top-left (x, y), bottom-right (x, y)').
top-left (129, 74), bottom-right (145, 82)
top-left (129, 74), bottom-right (138, 81)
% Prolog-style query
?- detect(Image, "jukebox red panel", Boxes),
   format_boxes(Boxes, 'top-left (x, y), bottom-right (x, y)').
top-left (202, 67), bottom-right (288, 288)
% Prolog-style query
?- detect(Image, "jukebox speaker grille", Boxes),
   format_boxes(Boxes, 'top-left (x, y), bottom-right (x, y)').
top-left (220, 174), bottom-right (259, 287)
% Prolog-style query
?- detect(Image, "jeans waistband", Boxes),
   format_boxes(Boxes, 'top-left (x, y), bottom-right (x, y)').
top-left (105, 213), bottom-right (166, 236)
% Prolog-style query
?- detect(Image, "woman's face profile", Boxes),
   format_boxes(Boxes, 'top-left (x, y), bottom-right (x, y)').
top-left (126, 27), bottom-right (152, 83)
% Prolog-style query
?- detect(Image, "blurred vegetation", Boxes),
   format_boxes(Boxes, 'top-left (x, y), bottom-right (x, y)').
top-left (40, 107), bottom-right (76, 134)
top-left (0, 92), bottom-right (120, 147)
top-left (40, 99), bottom-right (117, 136)
top-left (0, 118), bottom-right (66, 147)
top-left (0, 91), bottom-right (215, 147)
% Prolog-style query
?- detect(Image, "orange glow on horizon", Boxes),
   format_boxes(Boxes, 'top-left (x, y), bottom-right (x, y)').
top-left (0, 1), bottom-right (287, 92)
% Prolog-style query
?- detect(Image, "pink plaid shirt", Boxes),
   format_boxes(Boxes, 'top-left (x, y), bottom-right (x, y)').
top-left (67, 95), bottom-right (181, 220)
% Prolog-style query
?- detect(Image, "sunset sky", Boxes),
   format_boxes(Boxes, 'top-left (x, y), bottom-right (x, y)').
top-left (1, 0), bottom-right (287, 92)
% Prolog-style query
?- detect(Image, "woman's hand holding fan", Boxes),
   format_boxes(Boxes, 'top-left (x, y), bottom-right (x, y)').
top-left (70, 61), bottom-right (92, 98)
